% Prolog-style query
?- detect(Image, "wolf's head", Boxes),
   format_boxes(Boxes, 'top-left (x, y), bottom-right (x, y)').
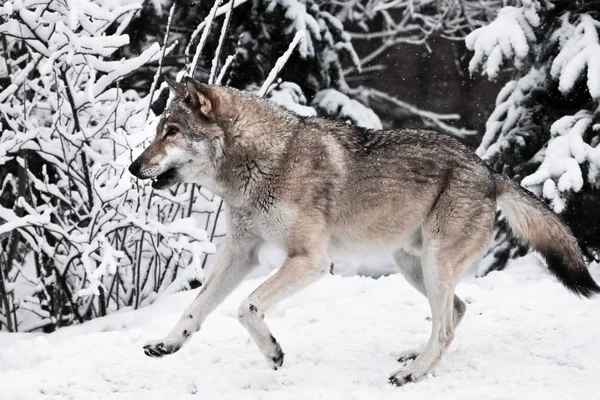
top-left (129, 77), bottom-right (226, 190)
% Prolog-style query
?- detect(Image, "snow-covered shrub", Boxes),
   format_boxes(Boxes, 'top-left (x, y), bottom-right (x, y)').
top-left (0, 0), bottom-right (216, 332)
top-left (467, 0), bottom-right (600, 273)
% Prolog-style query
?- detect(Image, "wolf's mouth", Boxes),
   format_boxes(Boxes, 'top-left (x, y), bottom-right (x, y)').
top-left (151, 168), bottom-right (178, 190)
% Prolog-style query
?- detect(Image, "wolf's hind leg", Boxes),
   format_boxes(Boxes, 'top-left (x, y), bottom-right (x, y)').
top-left (389, 247), bottom-right (469, 386)
top-left (389, 192), bottom-right (495, 386)
top-left (452, 293), bottom-right (467, 328)
top-left (391, 249), bottom-right (467, 363)
top-left (392, 249), bottom-right (426, 295)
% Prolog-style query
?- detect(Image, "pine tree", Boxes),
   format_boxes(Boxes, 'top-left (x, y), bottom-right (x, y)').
top-left (467, 0), bottom-right (600, 274)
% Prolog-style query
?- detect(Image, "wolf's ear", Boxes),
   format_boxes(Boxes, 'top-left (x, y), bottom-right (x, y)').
top-left (165, 77), bottom-right (185, 96)
top-left (183, 76), bottom-right (215, 120)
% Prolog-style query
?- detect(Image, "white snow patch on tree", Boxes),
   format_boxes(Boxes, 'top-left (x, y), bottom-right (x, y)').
top-left (312, 89), bottom-right (382, 129)
top-left (521, 110), bottom-right (596, 213)
top-left (266, 82), bottom-right (317, 116)
top-left (477, 68), bottom-right (547, 159)
top-left (266, 0), bottom-right (320, 58)
top-left (551, 13), bottom-right (600, 98)
top-left (466, 0), bottom-right (541, 79)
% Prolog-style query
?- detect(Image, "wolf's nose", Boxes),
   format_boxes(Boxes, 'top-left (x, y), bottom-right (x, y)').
top-left (129, 159), bottom-right (141, 177)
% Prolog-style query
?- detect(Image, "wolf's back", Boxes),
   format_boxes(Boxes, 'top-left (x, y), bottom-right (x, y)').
top-left (495, 175), bottom-right (600, 297)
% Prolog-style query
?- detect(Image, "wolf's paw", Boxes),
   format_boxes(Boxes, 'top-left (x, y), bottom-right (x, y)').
top-left (264, 335), bottom-right (285, 370)
top-left (389, 372), bottom-right (414, 387)
top-left (396, 349), bottom-right (420, 364)
top-left (388, 366), bottom-right (426, 387)
top-left (143, 338), bottom-right (183, 358)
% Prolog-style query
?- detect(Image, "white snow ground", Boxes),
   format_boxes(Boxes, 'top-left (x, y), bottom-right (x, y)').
top-left (1, 255), bottom-right (600, 400)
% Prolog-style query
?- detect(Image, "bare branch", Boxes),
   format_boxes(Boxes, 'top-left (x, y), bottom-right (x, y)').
top-left (356, 87), bottom-right (477, 137)
top-left (258, 31), bottom-right (305, 97)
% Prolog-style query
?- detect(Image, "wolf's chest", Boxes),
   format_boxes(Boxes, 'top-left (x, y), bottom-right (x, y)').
top-left (247, 207), bottom-right (291, 245)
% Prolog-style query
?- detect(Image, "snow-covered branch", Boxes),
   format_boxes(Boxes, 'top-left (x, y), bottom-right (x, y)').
top-left (356, 87), bottom-right (477, 137)
top-left (258, 30), bottom-right (305, 97)
top-left (551, 14), bottom-right (600, 99)
top-left (466, 0), bottom-right (541, 79)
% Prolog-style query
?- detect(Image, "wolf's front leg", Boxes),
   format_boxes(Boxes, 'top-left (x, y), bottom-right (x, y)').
top-left (237, 245), bottom-right (328, 370)
top-left (143, 236), bottom-right (261, 357)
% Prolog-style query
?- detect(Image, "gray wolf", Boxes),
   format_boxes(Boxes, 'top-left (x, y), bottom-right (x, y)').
top-left (128, 77), bottom-right (600, 386)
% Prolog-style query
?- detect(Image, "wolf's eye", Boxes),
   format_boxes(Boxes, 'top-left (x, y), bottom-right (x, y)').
top-left (164, 126), bottom-right (178, 138)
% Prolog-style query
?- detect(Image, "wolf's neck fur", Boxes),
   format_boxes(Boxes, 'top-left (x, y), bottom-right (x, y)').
top-left (214, 92), bottom-right (295, 209)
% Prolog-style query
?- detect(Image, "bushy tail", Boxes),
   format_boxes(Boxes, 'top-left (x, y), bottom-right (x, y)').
top-left (495, 175), bottom-right (600, 298)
